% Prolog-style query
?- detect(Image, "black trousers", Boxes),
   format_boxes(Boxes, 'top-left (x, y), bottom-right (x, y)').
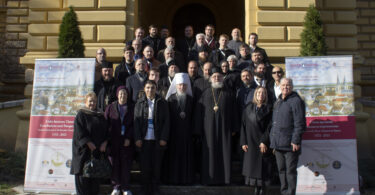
top-left (274, 150), bottom-right (299, 195)
top-left (75, 174), bottom-right (100, 195)
top-left (139, 140), bottom-right (165, 192)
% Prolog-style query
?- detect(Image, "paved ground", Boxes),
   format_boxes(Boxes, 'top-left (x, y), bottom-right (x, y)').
top-left (12, 185), bottom-right (375, 195)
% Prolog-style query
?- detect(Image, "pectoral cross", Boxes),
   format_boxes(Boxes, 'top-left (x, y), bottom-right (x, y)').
top-left (105, 95), bottom-right (109, 106)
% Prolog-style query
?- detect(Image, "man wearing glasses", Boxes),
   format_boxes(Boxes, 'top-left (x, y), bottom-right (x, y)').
top-left (268, 66), bottom-right (284, 104)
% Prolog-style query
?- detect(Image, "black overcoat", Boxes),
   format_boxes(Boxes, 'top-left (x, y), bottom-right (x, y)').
top-left (71, 109), bottom-right (109, 175)
top-left (240, 103), bottom-right (272, 180)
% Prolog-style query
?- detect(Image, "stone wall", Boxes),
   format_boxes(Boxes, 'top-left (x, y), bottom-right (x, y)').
top-left (20, 0), bottom-right (134, 65)
top-left (356, 0), bottom-right (375, 97)
top-left (0, 0), bottom-right (28, 101)
top-left (245, 0), bottom-right (315, 62)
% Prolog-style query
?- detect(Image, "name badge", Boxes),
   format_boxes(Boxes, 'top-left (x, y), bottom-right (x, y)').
top-left (121, 125), bottom-right (125, 136)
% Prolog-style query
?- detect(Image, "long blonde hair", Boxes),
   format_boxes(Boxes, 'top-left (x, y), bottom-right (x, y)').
top-left (252, 86), bottom-right (268, 106)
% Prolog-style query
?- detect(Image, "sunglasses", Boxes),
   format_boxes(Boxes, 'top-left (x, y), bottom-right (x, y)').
top-left (272, 71), bottom-right (283, 74)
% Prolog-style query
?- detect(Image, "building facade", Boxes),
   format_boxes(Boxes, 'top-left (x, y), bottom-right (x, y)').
top-left (0, 0), bottom-right (374, 161)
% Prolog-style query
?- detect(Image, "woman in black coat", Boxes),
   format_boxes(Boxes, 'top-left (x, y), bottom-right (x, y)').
top-left (240, 86), bottom-right (273, 195)
top-left (105, 86), bottom-right (134, 195)
top-left (71, 92), bottom-right (109, 195)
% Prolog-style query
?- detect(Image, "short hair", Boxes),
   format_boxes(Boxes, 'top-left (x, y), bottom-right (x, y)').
top-left (188, 60), bottom-right (198, 67)
top-left (160, 25), bottom-right (168, 30)
top-left (96, 48), bottom-right (106, 54)
top-left (239, 44), bottom-right (250, 50)
top-left (252, 49), bottom-right (263, 55)
top-left (165, 36), bottom-right (175, 43)
top-left (85, 92), bottom-right (97, 102)
top-left (227, 55), bottom-right (238, 62)
top-left (249, 32), bottom-right (258, 38)
top-left (220, 60), bottom-right (229, 66)
top-left (123, 45), bottom-right (135, 52)
top-left (135, 27), bottom-right (144, 32)
top-left (203, 62), bottom-right (213, 68)
top-left (205, 24), bottom-right (215, 29)
top-left (149, 24), bottom-right (157, 30)
top-left (143, 45), bottom-right (154, 52)
top-left (273, 66), bottom-right (284, 73)
top-left (149, 67), bottom-right (160, 74)
top-left (281, 77), bottom-right (293, 87)
top-left (185, 25), bottom-right (193, 29)
top-left (252, 86), bottom-right (268, 105)
top-left (144, 79), bottom-right (157, 87)
top-left (219, 34), bottom-right (229, 40)
top-left (135, 58), bottom-right (146, 65)
top-left (196, 33), bottom-right (205, 40)
top-left (241, 68), bottom-right (253, 76)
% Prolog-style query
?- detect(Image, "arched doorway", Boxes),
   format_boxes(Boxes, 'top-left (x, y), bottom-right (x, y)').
top-left (171, 4), bottom-right (216, 39)
top-left (137, 0), bottom-right (244, 39)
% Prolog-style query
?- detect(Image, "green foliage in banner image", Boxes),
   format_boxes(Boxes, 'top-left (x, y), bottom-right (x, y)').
top-left (58, 6), bottom-right (85, 58)
top-left (300, 5), bottom-right (327, 56)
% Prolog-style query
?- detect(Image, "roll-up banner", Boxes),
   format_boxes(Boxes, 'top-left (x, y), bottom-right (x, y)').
top-left (24, 58), bottom-right (95, 194)
top-left (286, 56), bottom-right (359, 195)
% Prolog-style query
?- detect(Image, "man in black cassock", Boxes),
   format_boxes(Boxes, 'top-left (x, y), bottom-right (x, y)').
top-left (94, 61), bottom-right (121, 112)
top-left (163, 73), bottom-right (194, 185)
top-left (194, 67), bottom-right (239, 185)
top-left (176, 25), bottom-right (195, 64)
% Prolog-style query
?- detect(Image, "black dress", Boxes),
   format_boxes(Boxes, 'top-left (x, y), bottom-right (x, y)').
top-left (240, 103), bottom-right (273, 186)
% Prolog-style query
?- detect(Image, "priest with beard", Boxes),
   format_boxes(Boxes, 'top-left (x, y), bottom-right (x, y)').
top-left (176, 25), bottom-right (195, 64)
top-left (94, 61), bottom-right (121, 112)
top-left (190, 33), bottom-right (210, 67)
top-left (194, 67), bottom-right (239, 185)
top-left (193, 62), bottom-right (213, 102)
top-left (163, 73), bottom-right (194, 185)
top-left (158, 63), bottom-right (179, 90)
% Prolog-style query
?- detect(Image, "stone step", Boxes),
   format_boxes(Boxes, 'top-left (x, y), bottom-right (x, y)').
top-left (100, 184), bottom-right (282, 195)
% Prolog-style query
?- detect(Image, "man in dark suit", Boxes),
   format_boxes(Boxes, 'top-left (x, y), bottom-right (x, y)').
top-left (134, 80), bottom-right (170, 195)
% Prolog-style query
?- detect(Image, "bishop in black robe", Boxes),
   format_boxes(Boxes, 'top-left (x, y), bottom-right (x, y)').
top-left (164, 93), bottom-right (194, 184)
top-left (194, 69), bottom-right (239, 185)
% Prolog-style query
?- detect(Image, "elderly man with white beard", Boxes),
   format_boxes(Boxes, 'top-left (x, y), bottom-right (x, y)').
top-left (194, 67), bottom-right (239, 185)
top-left (162, 73), bottom-right (195, 185)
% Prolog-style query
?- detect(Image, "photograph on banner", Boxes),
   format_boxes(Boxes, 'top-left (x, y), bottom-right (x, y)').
top-left (285, 56), bottom-right (359, 195)
top-left (286, 56), bottom-right (354, 117)
top-left (25, 58), bottom-right (95, 193)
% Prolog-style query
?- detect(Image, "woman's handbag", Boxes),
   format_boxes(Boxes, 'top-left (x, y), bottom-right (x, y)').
top-left (82, 152), bottom-right (112, 178)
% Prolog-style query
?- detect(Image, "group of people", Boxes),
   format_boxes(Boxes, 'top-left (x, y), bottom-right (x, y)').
top-left (70, 24), bottom-right (306, 195)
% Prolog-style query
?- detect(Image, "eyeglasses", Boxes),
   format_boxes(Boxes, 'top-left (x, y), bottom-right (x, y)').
top-left (272, 71), bottom-right (283, 74)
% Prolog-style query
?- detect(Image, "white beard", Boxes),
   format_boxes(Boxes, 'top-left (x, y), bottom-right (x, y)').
top-left (176, 90), bottom-right (186, 97)
top-left (211, 82), bottom-right (223, 89)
